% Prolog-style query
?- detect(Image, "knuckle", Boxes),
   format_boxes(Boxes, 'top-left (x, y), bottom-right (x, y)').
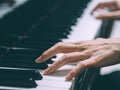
top-left (69, 70), bottom-right (77, 76)
top-left (91, 60), bottom-right (98, 67)
top-left (99, 2), bottom-right (105, 6)
top-left (42, 52), bottom-right (47, 56)
top-left (104, 44), bottom-right (109, 48)
top-left (41, 52), bottom-right (46, 58)
top-left (79, 62), bottom-right (88, 68)
top-left (62, 54), bottom-right (70, 60)
top-left (49, 64), bottom-right (56, 69)
top-left (55, 42), bottom-right (63, 49)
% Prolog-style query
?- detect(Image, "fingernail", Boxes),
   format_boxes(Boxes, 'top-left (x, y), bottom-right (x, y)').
top-left (43, 67), bottom-right (55, 75)
top-left (43, 68), bottom-right (50, 75)
top-left (43, 71), bottom-right (47, 75)
top-left (65, 75), bottom-right (72, 81)
top-left (35, 56), bottom-right (41, 63)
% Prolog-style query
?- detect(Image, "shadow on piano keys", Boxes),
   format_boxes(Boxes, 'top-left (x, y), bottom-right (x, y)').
top-left (0, 0), bottom-right (119, 90)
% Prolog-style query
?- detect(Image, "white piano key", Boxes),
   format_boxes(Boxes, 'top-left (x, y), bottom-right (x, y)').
top-left (110, 20), bottom-right (120, 38)
top-left (63, 0), bottom-right (102, 42)
top-left (36, 79), bottom-right (71, 89)
top-left (37, 65), bottom-right (74, 89)
top-left (31, 86), bottom-right (68, 90)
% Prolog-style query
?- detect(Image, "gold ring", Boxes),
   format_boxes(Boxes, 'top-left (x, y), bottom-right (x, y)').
top-left (75, 45), bottom-right (79, 52)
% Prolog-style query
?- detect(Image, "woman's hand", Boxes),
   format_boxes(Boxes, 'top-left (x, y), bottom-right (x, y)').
top-left (35, 38), bottom-right (120, 81)
top-left (91, 0), bottom-right (120, 19)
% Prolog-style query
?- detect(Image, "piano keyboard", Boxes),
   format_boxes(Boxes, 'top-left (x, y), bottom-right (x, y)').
top-left (0, 0), bottom-right (117, 90)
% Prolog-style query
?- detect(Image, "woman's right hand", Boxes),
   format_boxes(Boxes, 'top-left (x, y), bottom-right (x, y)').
top-left (91, 0), bottom-right (120, 19)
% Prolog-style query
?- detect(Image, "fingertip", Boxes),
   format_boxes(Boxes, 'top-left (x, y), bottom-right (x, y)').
top-left (35, 56), bottom-right (41, 63)
top-left (92, 13), bottom-right (103, 20)
top-left (65, 74), bottom-right (74, 81)
top-left (42, 70), bottom-right (47, 75)
top-left (43, 67), bottom-right (53, 75)
top-left (42, 69), bottom-right (49, 75)
top-left (93, 15), bottom-right (101, 19)
top-left (35, 60), bottom-right (40, 63)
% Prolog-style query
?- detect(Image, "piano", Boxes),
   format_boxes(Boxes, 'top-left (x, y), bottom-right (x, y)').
top-left (0, 0), bottom-right (119, 90)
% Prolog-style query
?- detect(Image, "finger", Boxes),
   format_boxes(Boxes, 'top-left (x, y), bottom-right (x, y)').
top-left (65, 58), bottom-right (97, 81)
top-left (65, 50), bottom-right (107, 81)
top-left (43, 52), bottom-right (91, 75)
top-left (91, 2), bottom-right (115, 14)
top-left (65, 48), bottom-right (118, 81)
top-left (95, 10), bottom-right (120, 19)
top-left (43, 46), bottom-right (105, 75)
top-left (65, 48), bottom-right (109, 81)
top-left (35, 42), bottom-right (77, 63)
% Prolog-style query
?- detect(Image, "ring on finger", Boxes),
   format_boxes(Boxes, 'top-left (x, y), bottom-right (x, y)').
top-left (75, 44), bottom-right (79, 52)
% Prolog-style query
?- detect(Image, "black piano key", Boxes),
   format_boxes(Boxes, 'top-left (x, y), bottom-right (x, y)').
top-left (0, 40), bottom-right (14, 47)
top-left (15, 42), bottom-right (55, 50)
top-left (0, 69), bottom-right (42, 80)
top-left (0, 59), bottom-right (48, 69)
top-left (0, 79), bottom-right (37, 88)
top-left (0, 51), bottom-right (48, 69)
top-left (23, 35), bottom-right (63, 42)
top-left (0, 46), bottom-right (8, 56)
top-left (31, 23), bottom-right (71, 31)
top-left (5, 47), bottom-right (54, 64)
top-left (2, 54), bottom-right (37, 62)
top-left (20, 37), bottom-right (61, 44)
top-left (3, 52), bottom-right (53, 63)
top-left (0, 68), bottom-right (42, 88)
top-left (27, 32), bottom-right (68, 39)
top-left (7, 48), bottom-right (41, 57)
top-left (45, 58), bottom-right (54, 64)
top-left (18, 40), bottom-right (56, 45)
top-left (33, 70), bottom-right (43, 80)
top-left (0, 33), bottom-right (19, 41)
top-left (4, 62), bottom-right (47, 69)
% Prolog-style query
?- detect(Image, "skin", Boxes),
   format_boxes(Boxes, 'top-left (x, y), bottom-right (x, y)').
top-left (91, 0), bottom-right (120, 19)
top-left (35, 38), bottom-right (120, 81)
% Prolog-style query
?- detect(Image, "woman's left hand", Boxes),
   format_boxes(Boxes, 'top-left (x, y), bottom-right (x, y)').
top-left (35, 38), bottom-right (120, 81)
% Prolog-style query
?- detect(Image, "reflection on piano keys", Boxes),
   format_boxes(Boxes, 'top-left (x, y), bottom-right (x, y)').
top-left (0, 0), bottom-right (119, 90)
